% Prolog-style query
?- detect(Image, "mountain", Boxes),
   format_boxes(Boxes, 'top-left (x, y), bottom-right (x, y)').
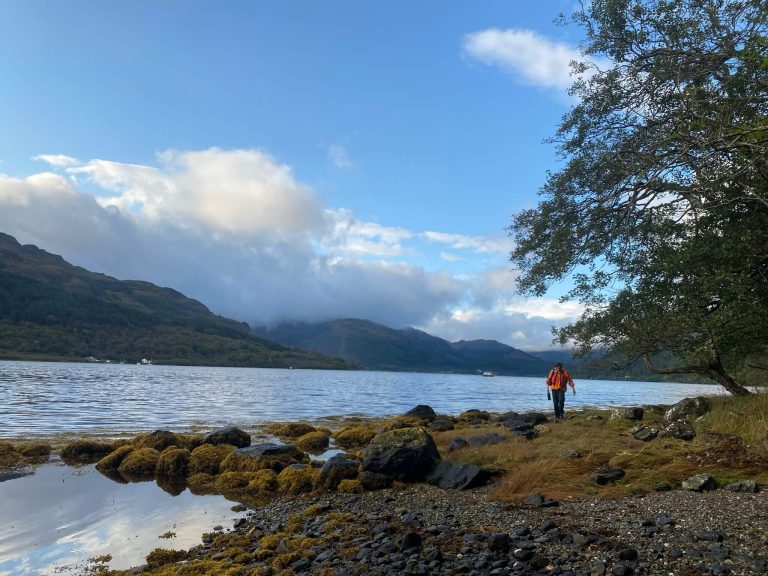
top-left (0, 232), bottom-right (349, 369)
top-left (262, 318), bottom-right (550, 375)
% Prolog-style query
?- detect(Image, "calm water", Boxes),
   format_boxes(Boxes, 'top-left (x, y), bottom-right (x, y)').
top-left (0, 361), bottom-right (722, 437)
top-left (0, 360), bottom-right (724, 575)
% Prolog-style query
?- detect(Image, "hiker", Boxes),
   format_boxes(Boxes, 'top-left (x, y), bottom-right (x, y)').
top-left (546, 362), bottom-right (575, 420)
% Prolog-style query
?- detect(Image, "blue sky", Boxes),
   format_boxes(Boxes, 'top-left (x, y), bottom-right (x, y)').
top-left (0, 1), bottom-right (590, 350)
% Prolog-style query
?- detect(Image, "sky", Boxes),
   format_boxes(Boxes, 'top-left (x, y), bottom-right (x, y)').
top-left (0, 1), bottom-right (591, 350)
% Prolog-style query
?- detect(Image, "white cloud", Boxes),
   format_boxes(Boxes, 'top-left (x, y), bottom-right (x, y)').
top-left (423, 230), bottom-right (511, 254)
top-left (463, 28), bottom-right (585, 92)
top-left (323, 209), bottom-right (414, 257)
top-left (33, 154), bottom-right (81, 167)
top-left (327, 144), bottom-right (353, 169)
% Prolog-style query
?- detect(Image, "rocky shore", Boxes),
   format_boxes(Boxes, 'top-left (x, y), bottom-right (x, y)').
top-left (122, 481), bottom-right (768, 575)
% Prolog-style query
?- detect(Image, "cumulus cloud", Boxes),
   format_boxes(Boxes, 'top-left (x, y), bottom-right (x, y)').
top-left (327, 144), bottom-right (353, 169)
top-left (33, 153), bottom-right (81, 167)
top-left (462, 28), bottom-right (590, 93)
top-left (0, 147), bottom-right (575, 349)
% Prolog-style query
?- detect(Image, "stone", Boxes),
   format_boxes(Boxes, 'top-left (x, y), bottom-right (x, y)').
top-left (659, 419), bottom-right (696, 441)
top-left (591, 467), bottom-right (625, 485)
top-left (663, 397), bottom-right (711, 424)
top-left (202, 426), bottom-right (251, 448)
top-left (429, 419), bottom-right (454, 432)
top-left (618, 548), bottom-right (638, 561)
top-left (404, 405), bottom-right (437, 420)
top-left (359, 470), bottom-right (392, 490)
top-left (362, 427), bottom-right (440, 482)
top-left (316, 454), bottom-right (359, 491)
top-left (226, 442), bottom-right (307, 472)
top-left (399, 531), bottom-right (423, 552)
top-left (631, 425), bottom-right (658, 442)
top-left (466, 433), bottom-right (507, 447)
top-left (426, 461), bottom-right (493, 490)
top-left (725, 480), bottom-right (759, 493)
top-left (681, 472), bottom-right (717, 492)
top-left (447, 437), bottom-right (469, 452)
top-left (611, 407), bottom-right (644, 421)
top-left (487, 533), bottom-right (510, 552)
top-left (695, 531), bottom-right (725, 542)
top-left (559, 450), bottom-right (582, 459)
top-left (518, 412), bottom-right (548, 425)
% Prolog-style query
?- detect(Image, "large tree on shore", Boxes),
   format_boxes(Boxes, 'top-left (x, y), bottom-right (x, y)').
top-left (509, 0), bottom-right (768, 394)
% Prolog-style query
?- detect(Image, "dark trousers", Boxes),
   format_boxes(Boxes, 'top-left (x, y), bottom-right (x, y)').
top-left (551, 388), bottom-right (566, 419)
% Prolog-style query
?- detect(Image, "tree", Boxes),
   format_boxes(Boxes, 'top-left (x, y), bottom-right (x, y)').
top-left (509, 0), bottom-right (768, 395)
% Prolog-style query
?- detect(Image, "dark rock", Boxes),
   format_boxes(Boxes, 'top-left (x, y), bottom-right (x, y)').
top-left (591, 467), bottom-right (625, 485)
top-left (362, 428), bottom-right (440, 482)
top-left (466, 433), bottom-right (507, 447)
top-left (359, 470), bottom-right (392, 490)
top-left (429, 419), bottom-right (455, 432)
top-left (631, 425), bottom-right (658, 442)
top-left (573, 533), bottom-right (591, 547)
top-left (513, 547), bottom-right (534, 561)
top-left (487, 533), bottom-right (510, 552)
top-left (232, 442), bottom-right (307, 472)
top-left (725, 479), bottom-right (759, 493)
top-left (202, 426), bottom-right (251, 448)
top-left (425, 461), bottom-right (493, 490)
top-left (659, 419), bottom-right (696, 441)
top-left (399, 531), bottom-right (423, 552)
top-left (611, 407), bottom-right (644, 421)
top-left (618, 548), bottom-right (638, 561)
top-left (654, 481), bottom-right (672, 492)
top-left (316, 454), bottom-right (359, 491)
top-left (612, 564), bottom-right (634, 576)
top-left (447, 437), bottom-right (469, 452)
top-left (681, 473), bottom-right (717, 492)
top-left (523, 494), bottom-right (544, 507)
top-left (404, 405), bottom-right (437, 421)
top-left (515, 525), bottom-right (531, 537)
top-left (539, 519), bottom-right (557, 532)
top-left (502, 419), bottom-right (534, 433)
top-left (663, 397), bottom-right (711, 424)
top-left (695, 531), bottom-right (724, 542)
top-left (518, 412), bottom-right (548, 425)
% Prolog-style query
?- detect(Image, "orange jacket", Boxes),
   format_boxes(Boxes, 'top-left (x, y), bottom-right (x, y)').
top-left (546, 368), bottom-right (574, 391)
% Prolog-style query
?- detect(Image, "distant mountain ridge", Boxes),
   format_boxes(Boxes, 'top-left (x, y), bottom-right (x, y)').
top-left (261, 318), bottom-right (551, 375)
top-left (0, 232), bottom-right (349, 369)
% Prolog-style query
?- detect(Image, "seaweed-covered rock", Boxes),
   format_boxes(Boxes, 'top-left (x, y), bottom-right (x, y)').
top-left (221, 442), bottom-right (308, 473)
top-left (189, 443), bottom-right (234, 475)
top-left (316, 454), bottom-right (359, 491)
top-left (17, 443), bottom-right (51, 463)
top-left (404, 405), bottom-right (437, 420)
top-left (459, 409), bottom-right (490, 421)
top-left (277, 464), bottom-right (318, 495)
top-left (362, 427), bottom-right (440, 482)
top-left (295, 430), bottom-right (331, 453)
top-left (96, 445), bottom-right (135, 472)
top-left (0, 441), bottom-right (22, 469)
top-left (134, 430), bottom-right (185, 451)
top-left (202, 426), bottom-right (251, 448)
top-left (156, 448), bottom-right (191, 478)
top-left (334, 426), bottom-right (376, 448)
top-left (268, 422), bottom-right (316, 438)
top-left (663, 397), bottom-right (711, 424)
top-left (61, 440), bottom-right (117, 465)
top-left (118, 447), bottom-right (161, 477)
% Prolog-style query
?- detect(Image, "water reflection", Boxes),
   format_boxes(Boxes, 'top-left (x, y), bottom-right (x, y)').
top-left (0, 361), bottom-right (724, 438)
top-left (0, 461), bottom-right (245, 576)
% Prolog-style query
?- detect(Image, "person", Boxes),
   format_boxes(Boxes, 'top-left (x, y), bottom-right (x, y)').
top-left (546, 362), bottom-right (575, 419)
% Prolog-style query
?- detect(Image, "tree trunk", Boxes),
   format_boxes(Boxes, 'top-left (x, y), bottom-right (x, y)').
top-left (641, 354), bottom-right (751, 396)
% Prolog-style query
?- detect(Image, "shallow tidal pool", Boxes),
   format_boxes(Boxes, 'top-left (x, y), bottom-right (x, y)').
top-left (0, 460), bottom-right (246, 575)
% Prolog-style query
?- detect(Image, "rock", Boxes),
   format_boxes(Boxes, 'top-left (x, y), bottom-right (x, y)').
top-left (362, 427), bottom-right (440, 482)
top-left (459, 408), bottom-right (491, 421)
top-left (466, 433), bottom-right (506, 447)
top-left (447, 437), bottom-right (469, 452)
top-left (591, 467), bottom-right (625, 485)
top-left (618, 548), bottom-right (638, 561)
top-left (425, 461), bottom-right (493, 490)
top-left (404, 405), bottom-right (437, 421)
top-left (659, 419), bottom-right (696, 441)
top-left (611, 407), bottom-right (644, 421)
top-left (429, 419), bottom-right (454, 432)
top-left (695, 531), bottom-right (725, 542)
top-left (725, 479), bottom-right (759, 493)
top-left (522, 493), bottom-right (559, 508)
top-left (663, 397), bottom-right (711, 424)
top-left (654, 481), bottom-right (673, 492)
top-left (399, 531), bottom-right (423, 552)
top-left (316, 454), bottom-right (359, 491)
top-left (631, 425), bottom-right (658, 442)
top-left (559, 450), bottom-right (582, 459)
top-left (681, 472), bottom-right (717, 492)
top-left (223, 442), bottom-right (308, 473)
top-left (359, 470), bottom-right (392, 490)
top-left (518, 412), bottom-right (548, 425)
top-left (487, 533), bottom-right (510, 552)
top-left (202, 426), bottom-right (251, 448)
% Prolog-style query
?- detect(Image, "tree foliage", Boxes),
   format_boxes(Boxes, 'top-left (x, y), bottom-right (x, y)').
top-left (509, 0), bottom-right (768, 394)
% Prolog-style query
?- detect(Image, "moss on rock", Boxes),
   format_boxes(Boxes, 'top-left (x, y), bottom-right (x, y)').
top-left (96, 445), bottom-right (135, 472)
top-left (295, 430), bottom-right (331, 452)
top-left (334, 426), bottom-right (376, 448)
top-left (118, 447), bottom-right (161, 477)
top-left (267, 422), bottom-right (317, 438)
top-left (61, 440), bottom-right (117, 465)
top-left (156, 448), bottom-right (191, 478)
top-left (187, 472), bottom-right (217, 494)
top-left (189, 443), bottom-right (234, 475)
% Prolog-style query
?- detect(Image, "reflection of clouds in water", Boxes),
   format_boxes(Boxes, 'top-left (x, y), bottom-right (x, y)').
top-left (0, 463), bottom-right (243, 575)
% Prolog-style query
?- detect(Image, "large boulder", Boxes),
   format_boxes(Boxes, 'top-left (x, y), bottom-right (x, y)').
top-left (425, 461), bottom-right (493, 490)
top-left (663, 397), bottom-right (712, 424)
top-left (611, 407), bottom-right (644, 421)
top-left (659, 419), bottom-right (696, 441)
top-left (404, 405), bottom-right (437, 421)
top-left (362, 428), bottom-right (440, 482)
top-left (202, 426), bottom-right (251, 448)
top-left (681, 472), bottom-right (717, 492)
top-left (316, 454), bottom-right (360, 491)
top-left (221, 442), bottom-right (308, 473)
